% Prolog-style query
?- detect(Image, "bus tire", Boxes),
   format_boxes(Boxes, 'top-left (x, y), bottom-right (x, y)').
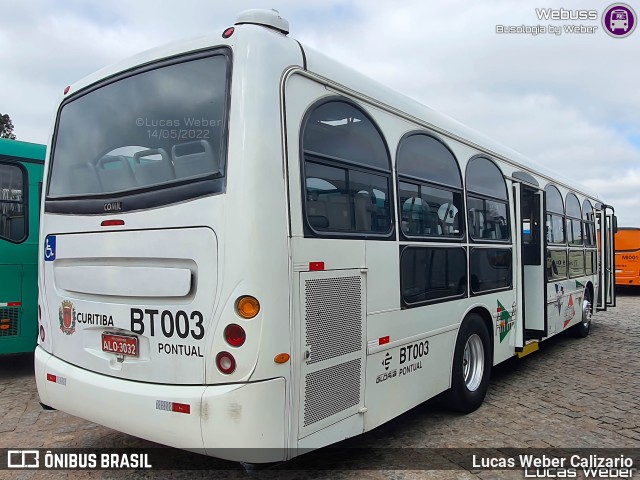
top-left (573, 287), bottom-right (592, 338)
top-left (446, 313), bottom-right (491, 413)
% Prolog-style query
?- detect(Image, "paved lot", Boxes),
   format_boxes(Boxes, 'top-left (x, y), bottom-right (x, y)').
top-left (1, 290), bottom-right (639, 479)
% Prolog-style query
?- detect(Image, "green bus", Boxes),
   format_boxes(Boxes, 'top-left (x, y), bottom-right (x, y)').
top-left (0, 138), bottom-right (45, 354)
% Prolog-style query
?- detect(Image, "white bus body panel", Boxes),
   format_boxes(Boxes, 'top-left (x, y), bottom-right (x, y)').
top-left (41, 226), bottom-right (217, 385)
top-left (36, 346), bottom-right (287, 462)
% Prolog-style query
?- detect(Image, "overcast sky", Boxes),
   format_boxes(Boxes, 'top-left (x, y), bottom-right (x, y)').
top-left (1, 1), bottom-right (638, 225)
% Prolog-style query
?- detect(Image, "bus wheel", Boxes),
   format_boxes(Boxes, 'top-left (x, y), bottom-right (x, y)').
top-left (573, 288), bottom-right (592, 338)
top-left (446, 313), bottom-right (491, 413)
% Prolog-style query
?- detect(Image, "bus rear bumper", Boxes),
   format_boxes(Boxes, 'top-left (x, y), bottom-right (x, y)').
top-left (35, 346), bottom-right (287, 462)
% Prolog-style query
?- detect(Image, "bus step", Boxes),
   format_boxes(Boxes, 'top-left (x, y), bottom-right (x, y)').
top-left (517, 341), bottom-right (539, 359)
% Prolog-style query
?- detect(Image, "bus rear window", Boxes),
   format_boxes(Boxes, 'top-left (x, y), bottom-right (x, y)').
top-left (48, 52), bottom-right (229, 203)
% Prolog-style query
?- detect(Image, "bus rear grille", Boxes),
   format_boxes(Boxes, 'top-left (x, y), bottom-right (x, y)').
top-left (0, 307), bottom-right (20, 337)
top-left (303, 358), bottom-right (361, 427)
top-left (304, 276), bottom-right (362, 364)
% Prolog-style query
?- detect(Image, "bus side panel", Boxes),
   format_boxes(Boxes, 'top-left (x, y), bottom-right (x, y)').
top-left (0, 265), bottom-right (24, 353)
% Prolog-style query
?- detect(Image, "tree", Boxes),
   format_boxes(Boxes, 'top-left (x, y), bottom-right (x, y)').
top-left (0, 113), bottom-right (17, 139)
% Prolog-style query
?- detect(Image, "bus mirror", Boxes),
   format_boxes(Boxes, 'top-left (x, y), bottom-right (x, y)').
top-left (613, 215), bottom-right (618, 234)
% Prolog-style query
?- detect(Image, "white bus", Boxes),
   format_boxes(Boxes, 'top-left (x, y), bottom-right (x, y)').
top-left (35, 9), bottom-right (617, 463)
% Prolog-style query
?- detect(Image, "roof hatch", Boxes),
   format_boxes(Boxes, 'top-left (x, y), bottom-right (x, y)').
top-left (235, 9), bottom-right (289, 35)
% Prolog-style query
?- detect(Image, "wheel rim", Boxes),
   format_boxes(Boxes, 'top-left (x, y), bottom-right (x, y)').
top-left (462, 334), bottom-right (484, 392)
top-left (582, 299), bottom-right (592, 329)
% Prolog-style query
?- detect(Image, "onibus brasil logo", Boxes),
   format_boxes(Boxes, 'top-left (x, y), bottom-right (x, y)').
top-left (59, 300), bottom-right (76, 335)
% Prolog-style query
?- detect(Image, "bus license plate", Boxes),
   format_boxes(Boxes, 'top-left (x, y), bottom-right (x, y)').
top-left (102, 333), bottom-right (139, 357)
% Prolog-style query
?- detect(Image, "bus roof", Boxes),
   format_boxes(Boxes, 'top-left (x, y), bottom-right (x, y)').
top-left (0, 138), bottom-right (46, 162)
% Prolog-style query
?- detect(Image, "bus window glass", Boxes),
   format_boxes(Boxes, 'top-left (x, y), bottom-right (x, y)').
top-left (582, 199), bottom-right (596, 246)
top-left (349, 170), bottom-right (391, 233)
top-left (565, 193), bottom-right (581, 218)
top-left (466, 157), bottom-right (510, 242)
top-left (546, 214), bottom-right (565, 244)
top-left (305, 162), bottom-right (349, 232)
top-left (546, 249), bottom-right (567, 280)
top-left (569, 250), bottom-right (585, 277)
top-left (567, 218), bottom-right (583, 245)
top-left (399, 182), bottom-right (423, 235)
top-left (422, 186), bottom-right (462, 237)
top-left (470, 248), bottom-right (512, 293)
top-left (396, 134), bottom-right (462, 187)
top-left (400, 247), bottom-right (466, 305)
top-left (302, 99), bottom-right (393, 237)
top-left (467, 196), bottom-right (508, 241)
top-left (585, 250), bottom-right (596, 275)
top-left (49, 54), bottom-right (229, 198)
top-left (466, 157), bottom-right (508, 200)
top-left (396, 134), bottom-right (463, 239)
top-left (303, 101), bottom-right (389, 170)
top-left (545, 185), bottom-right (565, 244)
top-left (0, 163), bottom-right (25, 242)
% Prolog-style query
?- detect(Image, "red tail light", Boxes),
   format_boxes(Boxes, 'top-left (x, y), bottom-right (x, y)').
top-left (101, 219), bottom-right (124, 227)
top-left (216, 351), bottom-right (236, 374)
top-left (224, 324), bottom-right (246, 347)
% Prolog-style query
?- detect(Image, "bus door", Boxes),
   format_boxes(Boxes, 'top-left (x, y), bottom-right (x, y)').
top-left (597, 207), bottom-right (617, 310)
top-left (513, 183), bottom-right (546, 346)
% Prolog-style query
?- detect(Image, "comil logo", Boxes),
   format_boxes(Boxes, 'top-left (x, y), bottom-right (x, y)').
top-left (602, 3), bottom-right (636, 37)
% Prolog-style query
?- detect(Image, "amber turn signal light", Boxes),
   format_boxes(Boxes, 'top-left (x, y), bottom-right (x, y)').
top-left (274, 353), bottom-right (290, 364)
top-left (236, 296), bottom-right (260, 319)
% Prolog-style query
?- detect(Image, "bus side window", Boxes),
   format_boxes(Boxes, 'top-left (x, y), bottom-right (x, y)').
top-left (301, 99), bottom-right (393, 238)
top-left (396, 133), bottom-right (463, 240)
top-left (0, 162), bottom-right (27, 243)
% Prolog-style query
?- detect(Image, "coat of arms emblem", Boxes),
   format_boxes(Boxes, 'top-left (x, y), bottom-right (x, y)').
top-left (59, 300), bottom-right (76, 335)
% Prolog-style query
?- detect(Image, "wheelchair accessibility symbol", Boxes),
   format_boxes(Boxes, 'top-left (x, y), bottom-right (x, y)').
top-left (44, 235), bottom-right (56, 262)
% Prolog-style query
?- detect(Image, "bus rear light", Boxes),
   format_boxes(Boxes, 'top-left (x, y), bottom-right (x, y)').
top-left (224, 324), bottom-right (246, 347)
top-left (236, 296), bottom-right (260, 319)
top-left (40, 325), bottom-right (45, 342)
top-left (156, 400), bottom-right (191, 414)
top-left (38, 304), bottom-right (42, 320)
top-left (46, 373), bottom-right (66, 385)
top-left (216, 351), bottom-right (236, 374)
top-left (101, 219), bottom-right (125, 227)
top-left (64, 85), bottom-right (70, 94)
top-left (309, 261), bottom-right (325, 271)
top-left (222, 27), bottom-right (235, 38)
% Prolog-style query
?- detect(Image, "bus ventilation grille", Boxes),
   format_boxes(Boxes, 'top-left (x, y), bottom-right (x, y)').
top-left (304, 276), bottom-right (362, 364)
top-left (0, 307), bottom-right (20, 337)
top-left (303, 358), bottom-right (361, 427)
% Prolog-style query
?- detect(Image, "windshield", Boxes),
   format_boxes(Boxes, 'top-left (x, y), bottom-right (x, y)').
top-left (48, 51), bottom-right (229, 202)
